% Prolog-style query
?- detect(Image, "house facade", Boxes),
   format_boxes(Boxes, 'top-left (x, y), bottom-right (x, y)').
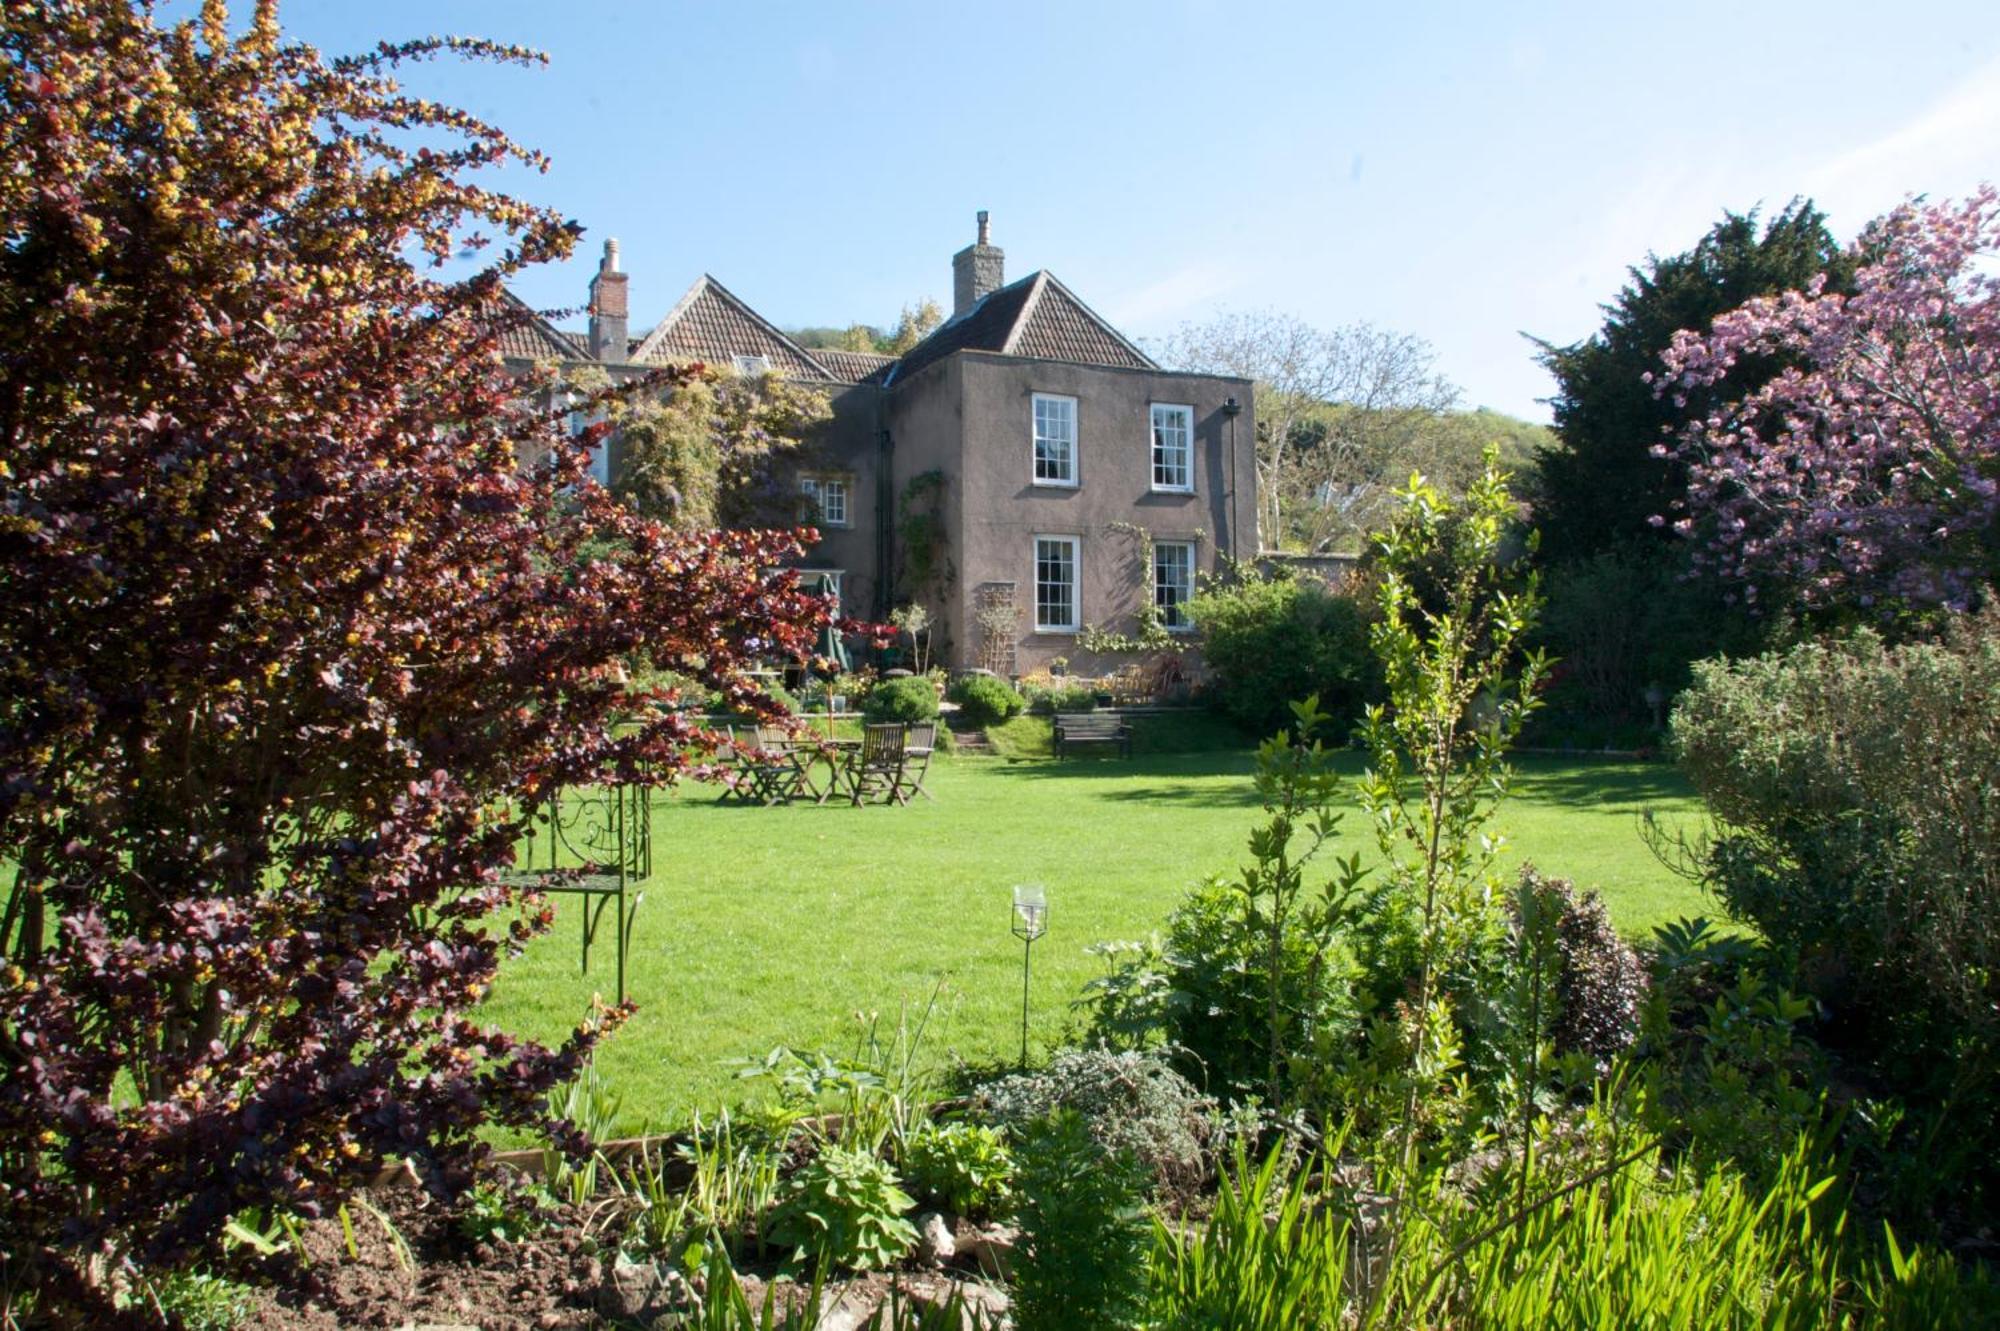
top-left (504, 216), bottom-right (1257, 677)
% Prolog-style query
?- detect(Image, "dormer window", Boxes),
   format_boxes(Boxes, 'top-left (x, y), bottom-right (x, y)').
top-left (1150, 403), bottom-right (1194, 492)
top-left (733, 354), bottom-right (772, 376)
top-left (1033, 393), bottom-right (1077, 487)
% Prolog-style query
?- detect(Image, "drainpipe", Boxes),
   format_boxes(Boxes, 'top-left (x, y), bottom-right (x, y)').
top-left (1223, 395), bottom-right (1243, 563)
top-left (874, 422), bottom-right (894, 619)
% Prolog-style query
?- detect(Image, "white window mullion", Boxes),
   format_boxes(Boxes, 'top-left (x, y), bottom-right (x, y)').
top-left (1150, 403), bottom-right (1193, 492)
top-left (1034, 534), bottom-right (1080, 633)
top-left (1033, 393), bottom-right (1078, 487)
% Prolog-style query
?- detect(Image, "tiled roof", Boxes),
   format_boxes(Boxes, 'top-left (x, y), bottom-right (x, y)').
top-left (493, 291), bottom-right (588, 363)
top-left (629, 275), bottom-right (832, 379)
top-left (885, 271), bottom-right (1155, 385)
top-left (809, 348), bottom-right (898, 385)
top-left (1007, 273), bottom-right (1156, 369)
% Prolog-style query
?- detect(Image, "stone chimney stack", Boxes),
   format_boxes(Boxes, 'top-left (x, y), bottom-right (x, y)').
top-left (587, 238), bottom-right (629, 362)
top-left (951, 210), bottom-right (1004, 319)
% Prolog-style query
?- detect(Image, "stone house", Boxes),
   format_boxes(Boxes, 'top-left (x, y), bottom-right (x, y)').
top-left (503, 215), bottom-right (1257, 677)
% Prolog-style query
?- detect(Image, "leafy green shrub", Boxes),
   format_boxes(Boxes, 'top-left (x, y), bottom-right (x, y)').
top-left (764, 1146), bottom-right (918, 1272)
top-left (900, 1120), bottom-right (1013, 1219)
top-left (1528, 546), bottom-right (1766, 742)
top-left (1671, 615), bottom-right (2000, 1078)
top-left (1012, 1110), bottom-right (1151, 1331)
top-left (454, 1180), bottom-right (544, 1246)
top-left (947, 673), bottom-right (1024, 727)
top-left (862, 674), bottom-right (940, 724)
top-left (1186, 571), bottom-right (1379, 735)
top-left (1635, 918), bottom-right (1820, 1179)
top-left (1022, 681), bottom-right (1098, 714)
top-left (1513, 866), bottom-right (1644, 1064)
top-left (975, 1049), bottom-right (1215, 1198)
top-left (142, 1269), bottom-right (252, 1331)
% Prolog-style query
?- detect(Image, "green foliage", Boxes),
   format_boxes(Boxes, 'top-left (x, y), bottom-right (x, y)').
top-left (454, 1180), bottom-right (544, 1246)
top-left (1081, 870), bottom-right (1352, 1103)
top-left (1354, 451), bottom-right (1546, 1114)
top-left (1011, 1110), bottom-right (1152, 1331)
top-left (1670, 614), bottom-right (2000, 1101)
top-left (900, 1121), bottom-right (1014, 1219)
top-left (861, 675), bottom-right (940, 724)
top-left (1516, 866), bottom-right (1644, 1066)
top-left (975, 1049), bottom-right (1215, 1199)
top-left (947, 674), bottom-right (1024, 727)
top-left (1020, 680), bottom-right (1099, 714)
top-left (1530, 544), bottom-right (1768, 740)
top-left (685, 1241), bottom-right (1002, 1329)
top-left (1531, 199), bottom-right (1851, 567)
top-left (613, 1108), bottom-right (786, 1264)
top-left (1148, 1146), bottom-right (1352, 1330)
top-left (789, 323), bottom-right (886, 352)
top-left (139, 1269), bottom-right (252, 1331)
top-left (1188, 570), bottom-right (1379, 735)
top-left (897, 471), bottom-right (951, 598)
top-left (764, 1146), bottom-right (919, 1273)
top-left (885, 299), bottom-right (944, 356)
top-left (1635, 918), bottom-right (1820, 1179)
top-left (609, 366), bottom-right (833, 529)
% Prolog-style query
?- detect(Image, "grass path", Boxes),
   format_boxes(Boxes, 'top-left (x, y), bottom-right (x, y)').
top-left (482, 749), bottom-right (1708, 1133)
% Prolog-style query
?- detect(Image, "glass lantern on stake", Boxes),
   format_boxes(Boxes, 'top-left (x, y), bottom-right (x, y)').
top-left (1011, 884), bottom-right (1048, 1068)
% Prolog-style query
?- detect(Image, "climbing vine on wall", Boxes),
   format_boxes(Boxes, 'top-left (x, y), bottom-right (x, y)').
top-left (1076, 522), bottom-right (1205, 654)
top-left (898, 469), bottom-right (953, 597)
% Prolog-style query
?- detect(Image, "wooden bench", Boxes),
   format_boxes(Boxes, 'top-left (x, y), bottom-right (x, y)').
top-left (1053, 710), bottom-right (1132, 759)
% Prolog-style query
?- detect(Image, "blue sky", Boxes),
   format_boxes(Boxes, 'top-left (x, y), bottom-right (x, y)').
top-left (261, 2), bottom-right (1998, 420)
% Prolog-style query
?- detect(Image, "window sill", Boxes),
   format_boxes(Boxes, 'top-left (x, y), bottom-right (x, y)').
top-left (1150, 485), bottom-right (1196, 496)
top-left (1032, 478), bottom-right (1080, 490)
top-left (1031, 626), bottom-right (1080, 636)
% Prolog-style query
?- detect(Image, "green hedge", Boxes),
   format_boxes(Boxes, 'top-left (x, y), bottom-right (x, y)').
top-left (1186, 573), bottom-right (1378, 735)
top-left (947, 673), bottom-right (1025, 727)
top-left (861, 674), bottom-right (939, 724)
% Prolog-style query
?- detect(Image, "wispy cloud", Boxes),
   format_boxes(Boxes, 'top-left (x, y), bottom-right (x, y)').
top-left (1803, 53), bottom-right (2000, 214)
top-left (1103, 261), bottom-right (1244, 331)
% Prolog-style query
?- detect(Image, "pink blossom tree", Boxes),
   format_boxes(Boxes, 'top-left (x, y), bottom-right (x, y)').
top-left (1652, 187), bottom-right (2000, 613)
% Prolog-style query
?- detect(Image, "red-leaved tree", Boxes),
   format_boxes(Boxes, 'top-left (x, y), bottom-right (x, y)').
top-left (1651, 187), bottom-right (2000, 613)
top-left (0, 2), bottom-right (829, 1314)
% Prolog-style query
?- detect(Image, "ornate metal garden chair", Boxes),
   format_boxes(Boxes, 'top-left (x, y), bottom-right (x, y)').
top-left (503, 781), bottom-right (650, 1003)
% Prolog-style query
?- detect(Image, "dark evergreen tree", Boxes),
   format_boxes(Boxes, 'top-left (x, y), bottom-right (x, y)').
top-left (1529, 200), bottom-right (1850, 565)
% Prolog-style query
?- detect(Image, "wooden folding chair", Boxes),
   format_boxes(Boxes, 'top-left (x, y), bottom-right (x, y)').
top-left (727, 726), bottom-right (804, 805)
top-left (893, 722), bottom-right (937, 803)
top-left (846, 723), bottom-right (907, 805)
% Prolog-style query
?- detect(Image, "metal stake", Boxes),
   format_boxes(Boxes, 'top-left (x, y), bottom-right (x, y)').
top-left (1011, 884), bottom-right (1047, 1069)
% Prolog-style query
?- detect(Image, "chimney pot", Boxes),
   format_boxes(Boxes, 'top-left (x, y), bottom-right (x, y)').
top-left (977, 210), bottom-right (990, 245)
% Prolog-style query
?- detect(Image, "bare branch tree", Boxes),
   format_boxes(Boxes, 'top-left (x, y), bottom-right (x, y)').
top-left (1157, 311), bottom-right (1459, 550)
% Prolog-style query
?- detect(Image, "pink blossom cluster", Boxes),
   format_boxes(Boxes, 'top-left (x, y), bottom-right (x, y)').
top-left (1651, 187), bottom-right (2000, 611)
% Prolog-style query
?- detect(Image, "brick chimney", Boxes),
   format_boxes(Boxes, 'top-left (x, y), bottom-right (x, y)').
top-left (951, 211), bottom-right (1004, 318)
top-left (587, 238), bottom-right (628, 362)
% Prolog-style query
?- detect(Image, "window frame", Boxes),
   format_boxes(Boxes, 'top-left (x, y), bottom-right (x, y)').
top-left (1033, 534), bottom-right (1082, 634)
top-left (1149, 402), bottom-right (1195, 494)
top-left (1152, 539), bottom-right (1197, 632)
top-left (1032, 392), bottom-right (1080, 488)
top-left (799, 474), bottom-right (850, 528)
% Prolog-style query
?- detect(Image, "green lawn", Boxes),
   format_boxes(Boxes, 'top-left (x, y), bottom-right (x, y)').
top-left (482, 743), bottom-right (1710, 1135)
